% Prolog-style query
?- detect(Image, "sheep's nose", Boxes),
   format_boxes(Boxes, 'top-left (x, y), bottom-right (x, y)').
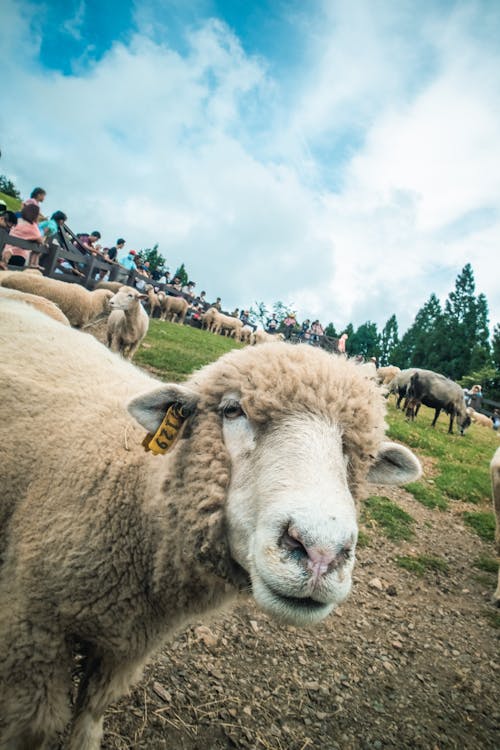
top-left (280, 524), bottom-right (354, 581)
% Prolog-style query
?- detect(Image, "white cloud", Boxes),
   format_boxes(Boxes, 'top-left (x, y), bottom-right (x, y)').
top-left (1, 0), bottom-right (499, 334)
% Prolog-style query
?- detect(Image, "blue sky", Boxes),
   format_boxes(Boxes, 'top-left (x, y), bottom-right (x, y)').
top-left (2, 0), bottom-right (500, 332)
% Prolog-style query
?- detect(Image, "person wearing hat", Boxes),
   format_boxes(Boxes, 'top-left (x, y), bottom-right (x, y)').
top-left (120, 249), bottom-right (138, 270)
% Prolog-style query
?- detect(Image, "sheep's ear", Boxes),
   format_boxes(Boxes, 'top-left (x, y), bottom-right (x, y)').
top-left (367, 441), bottom-right (422, 485)
top-left (127, 385), bottom-right (199, 433)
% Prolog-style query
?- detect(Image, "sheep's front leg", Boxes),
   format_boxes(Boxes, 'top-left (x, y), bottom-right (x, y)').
top-left (68, 652), bottom-right (141, 750)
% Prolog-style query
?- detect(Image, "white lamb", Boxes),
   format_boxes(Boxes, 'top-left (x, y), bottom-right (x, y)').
top-left (106, 286), bottom-right (149, 359)
top-left (0, 304), bottom-right (421, 749)
top-left (158, 292), bottom-right (189, 324)
top-left (145, 283), bottom-right (161, 318)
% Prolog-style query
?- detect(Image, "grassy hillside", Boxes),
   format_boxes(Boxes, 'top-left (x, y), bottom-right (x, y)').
top-left (134, 325), bottom-right (497, 550)
top-left (0, 190), bottom-right (21, 211)
top-left (135, 319), bottom-right (242, 381)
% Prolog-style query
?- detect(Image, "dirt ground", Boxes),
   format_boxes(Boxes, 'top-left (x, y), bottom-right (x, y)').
top-left (102, 481), bottom-right (499, 750)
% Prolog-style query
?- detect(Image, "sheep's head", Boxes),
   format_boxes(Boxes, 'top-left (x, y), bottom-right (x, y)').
top-left (128, 343), bottom-right (421, 627)
top-left (109, 287), bottom-right (147, 311)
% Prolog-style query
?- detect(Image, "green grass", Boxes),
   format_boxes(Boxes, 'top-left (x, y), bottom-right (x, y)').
top-left (386, 400), bottom-right (495, 510)
top-left (473, 556), bottom-right (499, 574)
top-left (395, 554), bottom-right (449, 576)
top-left (462, 511), bottom-right (496, 541)
top-left (404, 480), bottom-right (448, 510)
top-left (134, 319), bottom-right (242, 381)
top-left (362, 496), bottom-right (415, 541)
top-left (0, 190), bottom-right (21, 211)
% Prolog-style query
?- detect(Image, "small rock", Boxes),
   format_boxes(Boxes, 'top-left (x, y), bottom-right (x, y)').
top-left (369, 578), bottom-right (384, 591)
top-left (304, 681), bottom-right (320, 691)
top-left (194, 625), bottom-right (218, 649)
top-left (249, 619), bottom-right (259, 633)
top-left (152, 681), bottom-right (172, 703)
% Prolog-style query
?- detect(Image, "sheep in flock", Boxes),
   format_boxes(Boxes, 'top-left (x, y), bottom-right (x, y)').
top-left (389, 367), bottom-right (419, 409)
top-left (240, 324), bottom-right (254, 343)
top-left (251, 329), bottom-right (285, 345)
top-left (0, 286), bottom-right (70, 325)
top-left (405, 369), bottom-right (471, 435)
top-left (106, 286), bottom-right (149, 359)
top-left (467, 407), bottom-right (493, 429)
top-left (490, 447), bottom-right (500, 605)
top-left (211, 310), bottom-right (244, 340)
top-left (201, 306), bottom-right (219, 331)
top-left (144, 283), bottom-right (161, 318)
top-left (376, 365), bottom-right (401, 386)
top-left (1, 272), bottom-right (112, 327)
top-left (0, 300), bottom-right (421, 750)
top-left (158, 291), bottom-right (189, 324)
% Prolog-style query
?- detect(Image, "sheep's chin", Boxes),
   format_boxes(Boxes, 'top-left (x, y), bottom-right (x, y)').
top-left (250, 575), bottom-right (338, 626)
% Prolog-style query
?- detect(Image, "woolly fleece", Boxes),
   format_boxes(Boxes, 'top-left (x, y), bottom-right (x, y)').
top-left (0, 302), bottom-right (389, 746)
top-left (1, 272), bottom-right (112, 326)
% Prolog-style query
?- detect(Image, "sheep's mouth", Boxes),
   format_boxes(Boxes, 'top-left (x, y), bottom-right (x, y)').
top-left (266, 584), bottom-right (328, 612)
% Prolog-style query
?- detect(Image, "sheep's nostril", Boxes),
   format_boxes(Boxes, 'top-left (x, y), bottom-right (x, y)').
top-left (280, 526), bottom-right (308, 561)
top-left (280, 524), bottom-right (355, 577)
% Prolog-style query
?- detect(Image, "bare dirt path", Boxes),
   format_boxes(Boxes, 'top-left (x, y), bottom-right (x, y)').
top-left (103, 483), bottom-right (499, 750)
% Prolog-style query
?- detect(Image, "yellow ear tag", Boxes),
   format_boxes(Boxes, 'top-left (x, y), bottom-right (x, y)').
top-left (142, 404), bottom-right (186, 455)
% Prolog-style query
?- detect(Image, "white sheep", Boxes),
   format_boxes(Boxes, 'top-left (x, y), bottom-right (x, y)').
top-left (144, 283), bottom-right (161, 318)
top-left (240, 324), bottom-right (254, 343)
top-left (201, 306), bottom-right (219, 331)
top-left (251, 329), bottom-right (285, 345)
top-left (467, 407), bottom-right (493, 429)
top-left (1, 272), bottom-right (112, 327)
top-left (491, 447), bottom-right (500, 605)
top-left (106, 286), bottom-right (149, 359)
top-left (211, 310), bottom-right (244, 340)
top-left (376, 365), bottom-right (401, 386)
top-left (0, 305), bottom-right (421, 750)
top-left (158, 291), bottom-right (189, 323)
top-left (0, 286), bottom-right (70, 326)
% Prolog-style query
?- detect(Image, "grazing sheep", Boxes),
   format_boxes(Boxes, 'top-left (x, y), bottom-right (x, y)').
top-left (389, 367), bottom-right (419, 409)
top-left (405, 369), bottom-right (471, 435)
top-left (158, 292), bottom-right (189, 323)
top-left (240, 324), bottom-right (254, 343)
top-left (376, 365), bottom-right (401, 386)
top-left (0, 305), bottom-right (421, 750)
top-left (200, 306), bottom-right (219, 331)
top-left (467, 407), bottom-right (493, 429)
top-left (212, 311), bottom-right (244, 340)
top-left (1, 273), bottom-right (112, 327)
top-left (490, 447), bottom-right (500, 605)
top-left (144, 283), bottom-right (161, 318)
top-left (107, 286), bottom-right (149, 359)
top-left (0, 286), bottom-right (70, 326)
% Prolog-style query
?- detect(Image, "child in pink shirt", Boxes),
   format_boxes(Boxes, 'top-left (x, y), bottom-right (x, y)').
top-left (2, 204), bottom-right (45, 269)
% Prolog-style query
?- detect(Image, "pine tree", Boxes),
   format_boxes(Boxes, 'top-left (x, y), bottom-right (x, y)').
top-left (379, 315), bottom-right (399, 366)
top-left (492, 324), bottom-right (500, 369)
top-left (174, 263), bottom-right (189, 285)
top-left (439, 264), bottom-right (489, 379)
top-left (392, 294), bottom-right (442, 369)
top-left (348, 322), bottom-right (380, 359)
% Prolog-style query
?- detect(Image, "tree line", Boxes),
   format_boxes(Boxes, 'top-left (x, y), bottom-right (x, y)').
top-left (258, 265), bottom-right (500, 400)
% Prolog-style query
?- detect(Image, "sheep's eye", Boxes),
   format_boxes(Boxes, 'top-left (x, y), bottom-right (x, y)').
top-left (222, 402), bottom-right (245, 420)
